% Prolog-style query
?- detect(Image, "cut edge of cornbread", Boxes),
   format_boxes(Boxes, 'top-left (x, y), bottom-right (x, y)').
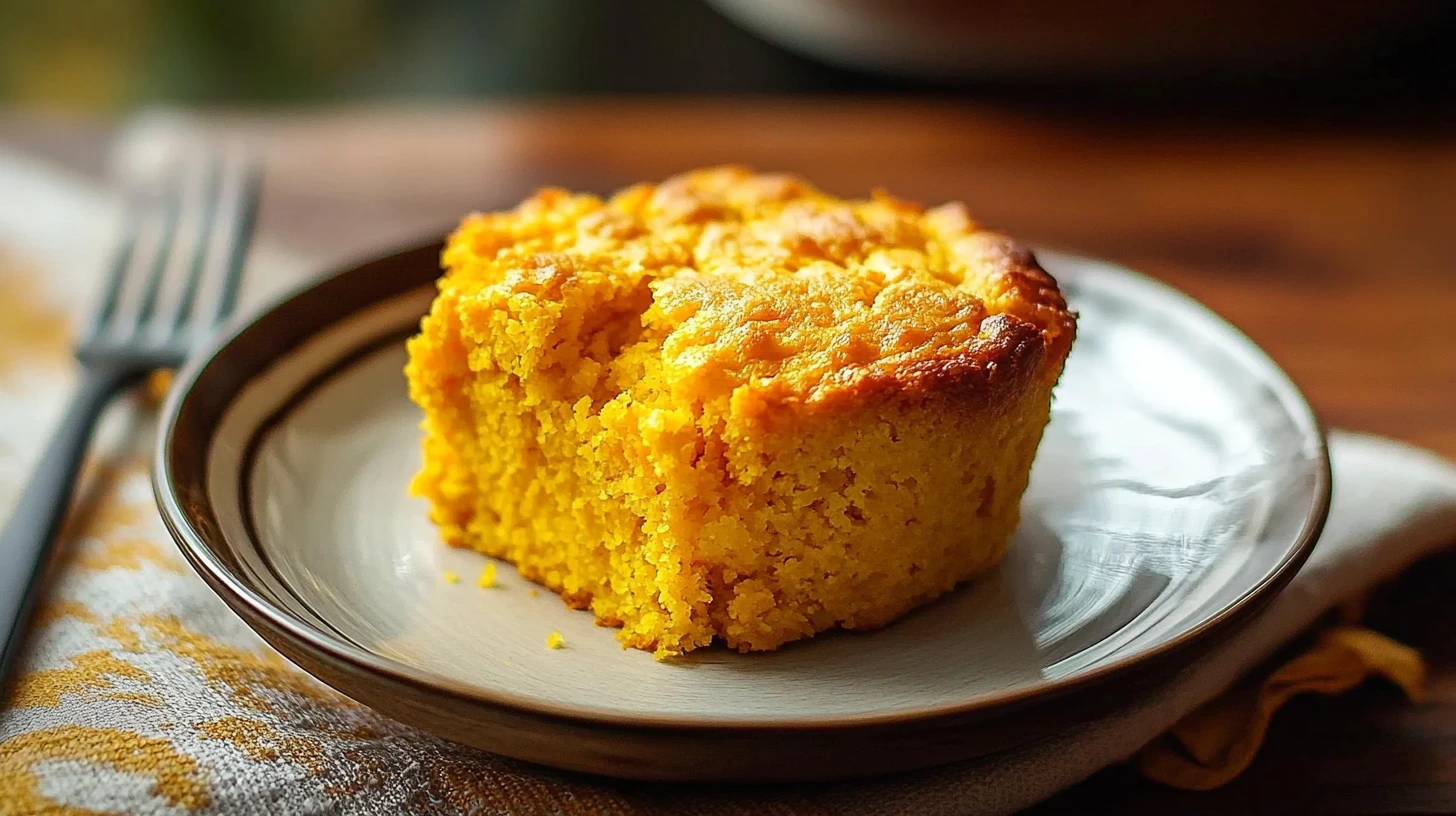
top-left (405, 166), bottom-right (1074, 657)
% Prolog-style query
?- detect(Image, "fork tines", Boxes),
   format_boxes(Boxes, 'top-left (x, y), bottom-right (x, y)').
top-left (86, 144), bottom-right (259, 362)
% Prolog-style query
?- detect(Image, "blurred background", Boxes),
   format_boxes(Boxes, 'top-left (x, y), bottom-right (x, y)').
top-left (3, 0), bottom-right (1456, 121)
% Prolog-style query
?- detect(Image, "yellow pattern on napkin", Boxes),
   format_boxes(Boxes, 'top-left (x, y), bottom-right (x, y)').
top-left (0, 251), bottom-right (70, 380)
top-left (1135, 625), bottom-right (1426, 790)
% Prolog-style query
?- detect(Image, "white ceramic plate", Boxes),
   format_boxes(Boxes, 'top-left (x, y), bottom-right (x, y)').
top-left (156, 240), bottom-right (1329, 781)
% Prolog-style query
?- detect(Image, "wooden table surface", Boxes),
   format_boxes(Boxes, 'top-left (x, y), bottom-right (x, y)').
top-left (4, 100), bottom-right (1455, 814)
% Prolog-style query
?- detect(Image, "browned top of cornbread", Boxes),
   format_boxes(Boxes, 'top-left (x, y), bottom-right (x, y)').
top-left (443, 166), bottom-right (1075, 414)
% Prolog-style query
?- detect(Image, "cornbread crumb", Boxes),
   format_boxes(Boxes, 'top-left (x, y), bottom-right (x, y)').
top-left (144, 370), bottom-right (175, 406)
top-left (406, 167), bottom-right (1074, 656)
top-left (545, 631), bottom-right (565, 650)
top-left (528, 589), bottom-right (539, 598)
top-left (442, 571), bottom-right (459, 585)
top-left (477, 562), bottom-right (498, 588)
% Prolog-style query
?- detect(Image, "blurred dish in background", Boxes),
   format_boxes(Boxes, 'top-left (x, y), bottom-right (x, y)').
top-left (706, 0), bottom-right (1451, 81)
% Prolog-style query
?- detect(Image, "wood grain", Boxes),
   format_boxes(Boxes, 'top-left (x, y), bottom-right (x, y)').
top-left (3, 100), bottom-right (1454, 811)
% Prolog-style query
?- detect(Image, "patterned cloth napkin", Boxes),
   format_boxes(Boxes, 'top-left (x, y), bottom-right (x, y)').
top-left (3, 147), bottom-right (1456, 815)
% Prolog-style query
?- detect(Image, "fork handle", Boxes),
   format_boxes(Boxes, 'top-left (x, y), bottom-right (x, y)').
top-left (0, 365), bottom-right (144, 685)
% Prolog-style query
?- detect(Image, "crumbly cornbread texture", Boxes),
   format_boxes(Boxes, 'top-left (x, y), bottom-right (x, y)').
top-left (406, 167), bottom-right (1075, 656)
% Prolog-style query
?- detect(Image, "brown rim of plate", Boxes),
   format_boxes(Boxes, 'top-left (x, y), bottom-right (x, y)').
top-left (152, 236), bottom-right (1332, 736)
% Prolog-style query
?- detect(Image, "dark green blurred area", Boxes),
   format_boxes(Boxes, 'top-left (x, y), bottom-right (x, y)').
top-left (0, 0), bottom-right (865, 109)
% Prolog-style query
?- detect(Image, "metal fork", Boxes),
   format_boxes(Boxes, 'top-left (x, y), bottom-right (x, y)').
top-left (0, 145), bottom-right (260, 683)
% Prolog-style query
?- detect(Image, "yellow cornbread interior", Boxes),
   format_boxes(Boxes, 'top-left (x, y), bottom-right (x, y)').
top-left (405, 167), bottom-right (1070, 656)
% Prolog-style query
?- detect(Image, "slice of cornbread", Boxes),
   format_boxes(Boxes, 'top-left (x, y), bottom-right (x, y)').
top-left (406, 167), bottom-right (1074, 656)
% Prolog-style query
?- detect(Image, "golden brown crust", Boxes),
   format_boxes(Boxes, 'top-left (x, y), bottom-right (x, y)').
top-left (442, 166), bottom-right (1077, 418)
top-left (949, 230), bottom-right (1076, 367)
top-left (811, 312), bottom-right (1051, 414)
